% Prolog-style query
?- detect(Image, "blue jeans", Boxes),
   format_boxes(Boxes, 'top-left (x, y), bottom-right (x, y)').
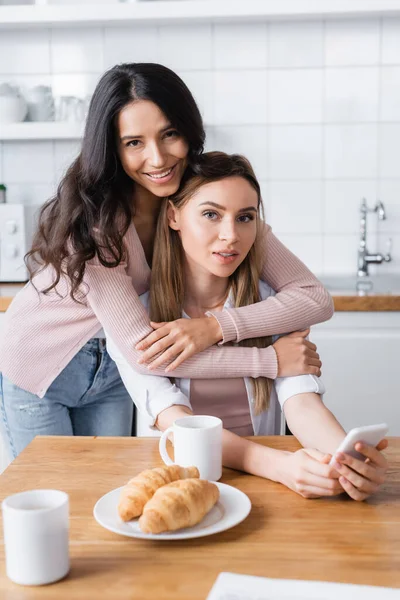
top-left (0, 339), bottom-right (134, 460)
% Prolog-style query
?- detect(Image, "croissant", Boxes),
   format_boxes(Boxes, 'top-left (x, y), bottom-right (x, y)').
top-left (139, 478), bottom-right (220, 534)
top-left (118, 465), bottom-right (199, 522)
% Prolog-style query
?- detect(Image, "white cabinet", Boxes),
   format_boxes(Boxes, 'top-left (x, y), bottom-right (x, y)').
top-left (312, 312), bottom-right (400, 435)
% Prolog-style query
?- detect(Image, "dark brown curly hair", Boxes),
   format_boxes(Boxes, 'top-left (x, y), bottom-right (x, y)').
top-left (26, 63), bottom-right (205, 301)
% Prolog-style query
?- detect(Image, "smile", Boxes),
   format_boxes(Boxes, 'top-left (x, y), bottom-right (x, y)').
top-left (144, 164), bottom-right (177, 183)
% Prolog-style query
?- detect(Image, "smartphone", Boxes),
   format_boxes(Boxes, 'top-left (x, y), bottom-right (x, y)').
top-left (329, 423), bottom-right (389, 464)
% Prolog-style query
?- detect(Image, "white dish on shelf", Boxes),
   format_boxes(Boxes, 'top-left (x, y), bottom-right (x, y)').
top-left (93, 482), bottom-right (251, 540)
top-left (0, 89), bottom-right (27, 124)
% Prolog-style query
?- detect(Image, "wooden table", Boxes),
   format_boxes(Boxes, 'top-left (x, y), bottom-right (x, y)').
top-left (0, 436), bottom-right (399, 598)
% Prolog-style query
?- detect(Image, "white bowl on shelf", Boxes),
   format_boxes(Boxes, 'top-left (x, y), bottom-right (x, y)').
top-left (0, 94), bottom-right (27, 124)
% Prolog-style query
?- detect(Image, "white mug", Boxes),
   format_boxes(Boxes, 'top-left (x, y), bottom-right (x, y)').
top-left (26, 85), bottom-right (55, 122)
top-left (2, 489), bottom-right (70, 586)
top-left (159, 415), bottom-right (223, 481)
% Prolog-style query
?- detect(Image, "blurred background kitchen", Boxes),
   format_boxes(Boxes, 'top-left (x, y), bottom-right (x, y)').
top-left (0, 1), bottom-right (399, 470)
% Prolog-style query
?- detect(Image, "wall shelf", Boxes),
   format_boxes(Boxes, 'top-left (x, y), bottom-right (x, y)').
top-left (0, 122), bottom-right (84, 141)
top-left (1, 0), bottom-right (400, 30)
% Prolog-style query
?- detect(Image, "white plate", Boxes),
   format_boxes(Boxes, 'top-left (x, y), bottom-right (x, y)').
top-left (93, 482), bottom-right (251, 540)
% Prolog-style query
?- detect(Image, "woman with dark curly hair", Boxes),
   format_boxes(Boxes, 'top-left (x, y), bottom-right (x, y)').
top-left (0, 63), bottom-right (332, 459)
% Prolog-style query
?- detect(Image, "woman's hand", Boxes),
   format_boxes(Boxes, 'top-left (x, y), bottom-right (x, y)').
top-left (330, 439), bottom-right (388, 501)
top-left (136, 317), bottom-right (223, 372)
top-left (273, 329), bottom-right (322, 377)
top-left (278, 448), bottom-right (343, 499)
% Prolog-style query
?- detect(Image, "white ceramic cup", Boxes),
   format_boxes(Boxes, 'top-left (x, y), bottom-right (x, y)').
top-left (0, 94), bottom-right (27, 124)
top-left (159, 415), bottom-right (223, 481)
top-left (2, 489), bottom-right (70, 586)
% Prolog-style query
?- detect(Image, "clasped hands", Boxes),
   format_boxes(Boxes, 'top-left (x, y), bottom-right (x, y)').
top-left (136, 315), bottom-right (321, 377)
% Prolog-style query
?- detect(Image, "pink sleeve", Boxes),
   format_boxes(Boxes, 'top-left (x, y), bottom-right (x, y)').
top-left (84, 262), bottom-right (278, 379)
top-left (206, 223), bottom-right (334, 343)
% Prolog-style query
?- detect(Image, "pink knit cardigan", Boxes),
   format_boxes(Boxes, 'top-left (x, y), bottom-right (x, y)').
top-left (0, 223), bottom-right (333, 397)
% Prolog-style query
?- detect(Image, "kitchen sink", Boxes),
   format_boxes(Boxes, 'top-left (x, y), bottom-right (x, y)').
top-left (319, 274), bottom-right (400, 294)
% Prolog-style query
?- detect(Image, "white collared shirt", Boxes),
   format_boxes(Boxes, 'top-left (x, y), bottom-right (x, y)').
top-left (106, 281), bottom-right (325, 435)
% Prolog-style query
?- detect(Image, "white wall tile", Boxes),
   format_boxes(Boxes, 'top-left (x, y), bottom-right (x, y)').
top-left (214, 23), bottom-right (268, 69)
top-left (325, 19), bottom-right (380, 66)
top-left (3, 142), bottom-right (54, 184)
top-left (323, 234), bottom-right (359, 275)
top-left (52, 73), bottom-right (100, 100)
top-left (380, 67), bottom-right (400, 121)
top-left (6, 183), bottom-right (55, 206)
top-left (324, 181), bottom-right (378, 235)
top-left (269, 125), bottom-right (322, 180)
top-left (382, 18), bottom-right (400, 64)
top-left (269, 21), bottom-right (323, 68)
top-left (268, 69), bottom-right (323, 124)
top-left (325, 124), bottom-right (378, 178)
top-left (325, 67), bottom-right (379, 123)
top-left (204, 125), bottom-right (215, 153)
top-left (159, 25), bottom-right (212, 71)
top-left (379, 124), bottom-right (400, 178)
top-left (178, 71), bottom-right (214, 125)
top-left (51, 28), bottom-right (103, 74)
top-left (214, 70), bottom-right (268, 125)
top-left (0, 30), bottom-right (50, 75)
top-left (269, 181), bottom-right (323, 234)
top-left (212, 126), bottom-right (268, 180)
top-left (104, 26), bottom-right (158, 68)
top-left (276, 233), bottom-right (323, 274)
top-left (54, 141), bottom-right (82, 184)
top-left (1, 18), bottom-right (399, 279)
top-left (377, 181), bottom-right (400, 235)
top-left (259, 181), bottom-right (270, 215)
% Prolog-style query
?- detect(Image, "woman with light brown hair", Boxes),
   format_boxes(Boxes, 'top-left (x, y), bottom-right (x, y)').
top-left (107, 152), bottom-right (388, 501)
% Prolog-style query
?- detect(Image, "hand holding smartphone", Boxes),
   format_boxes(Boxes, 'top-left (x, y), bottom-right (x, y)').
top-left (329, 423), bottom-right (389, 465)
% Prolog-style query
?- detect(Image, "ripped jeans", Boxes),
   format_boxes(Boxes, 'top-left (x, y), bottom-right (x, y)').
top-left (0, 339), bottom-right (134, 460)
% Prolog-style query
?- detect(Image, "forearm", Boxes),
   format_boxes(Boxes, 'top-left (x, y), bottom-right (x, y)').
top-left (221, 429), bottom-right (286, 481)
top-left (87, 267), bottom-right (277, 379)
top-left (156, 405), bottom-right (286, 480)
top-left (284, 393), bottom-right (346, 454)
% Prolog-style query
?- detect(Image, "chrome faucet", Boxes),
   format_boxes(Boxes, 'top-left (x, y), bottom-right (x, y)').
top-left (357, 198), bottom-right (392, 277)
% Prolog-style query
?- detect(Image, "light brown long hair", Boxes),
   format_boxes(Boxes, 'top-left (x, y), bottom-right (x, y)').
top-left (150, 151), bottom-right (273, 415)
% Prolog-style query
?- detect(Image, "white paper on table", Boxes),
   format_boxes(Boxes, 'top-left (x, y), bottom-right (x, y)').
top-left (206, 572), bottom-right (399, 600)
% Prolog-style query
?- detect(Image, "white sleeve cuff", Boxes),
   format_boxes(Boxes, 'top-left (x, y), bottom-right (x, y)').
top-left (142, 387), bottom-right (192, 429)
top-left (274, 375), bottom-right (326, 408)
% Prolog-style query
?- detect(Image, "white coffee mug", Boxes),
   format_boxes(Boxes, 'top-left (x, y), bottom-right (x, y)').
top-left (159, 415), bottom-right (223, 481)
top-left (2, 489), bottom-right (70, 586)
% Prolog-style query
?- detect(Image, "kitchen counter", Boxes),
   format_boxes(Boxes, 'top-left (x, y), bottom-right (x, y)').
top-left (0, 283), bottom-right (23, 312)
top-left (321, 275), bottom-right (400, 311)
top-left (1, 282), bottom-right (400, 312)
top-left (333, 294), bottom-right (400, 311)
